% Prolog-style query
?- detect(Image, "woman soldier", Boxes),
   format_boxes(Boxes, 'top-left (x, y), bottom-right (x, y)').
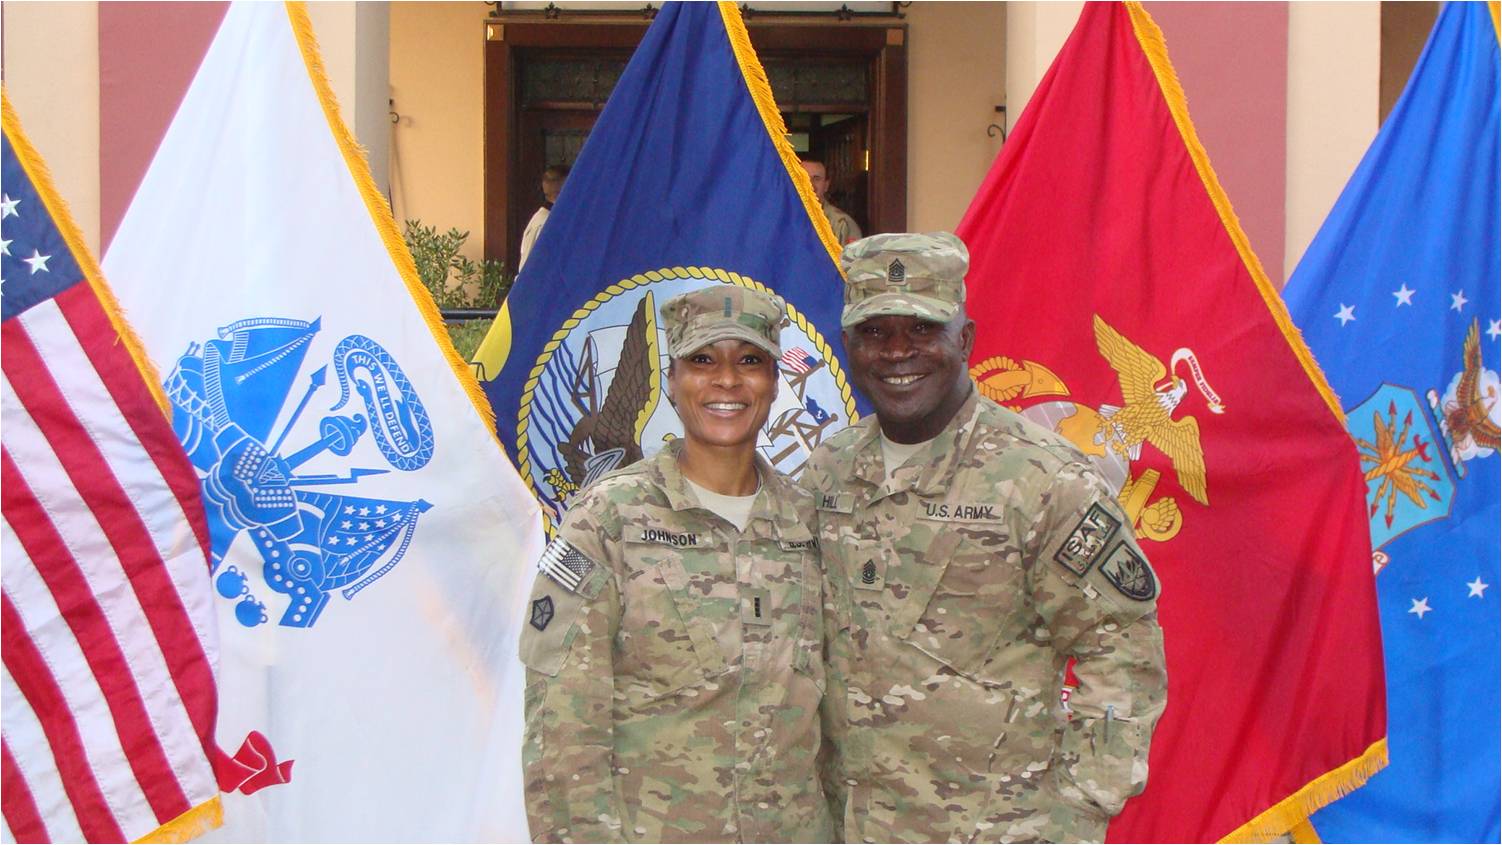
top-left (519, 286), bottom-right (833, 843)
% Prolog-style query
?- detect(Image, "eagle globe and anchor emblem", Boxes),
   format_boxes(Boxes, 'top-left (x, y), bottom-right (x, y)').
top-left (971, 314), bottom-right (1226, 543)
top-left (511, 266), bottom-right (857, 530)
top-left (164, 316), bottom-right (435, 628)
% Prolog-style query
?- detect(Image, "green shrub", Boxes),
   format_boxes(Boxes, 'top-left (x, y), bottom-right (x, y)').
top-left (403, 219), bottom-right (513, 310)
top-left (446, 318), bottom-right (495, 362)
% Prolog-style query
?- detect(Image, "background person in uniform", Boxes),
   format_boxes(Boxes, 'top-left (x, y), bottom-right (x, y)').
top-left (518, 164), bottom-right (569, 271)
top-left (518, 285), bottom-right (834, 843)
top-left (800, 158), bottom-right (862, 246)
top-left (801, 232), bottom-right (1167, 843)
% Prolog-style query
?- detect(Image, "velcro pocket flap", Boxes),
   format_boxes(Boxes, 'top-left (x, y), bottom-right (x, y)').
top-left (654, 559), bottom-right (730, 674)
top-left (888, 531), bottom-right (964, 636)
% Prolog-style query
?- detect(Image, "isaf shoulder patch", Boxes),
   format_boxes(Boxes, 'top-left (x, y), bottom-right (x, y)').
top-left (1054, 502), bottom-right (1122, 576)
top-left (538, 536), bottom-right (597, 593)
top-left (1099, 541), bottom-right (1158, 601)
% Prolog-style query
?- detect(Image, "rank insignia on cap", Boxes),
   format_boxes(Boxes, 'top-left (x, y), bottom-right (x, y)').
top-left (1055, 503), bottom-right (1121, 576)
top-left (887, 258), bottom-right (906, 284)
top-left (530, 595), bottom-right (555, 631)
top-left (538, 537), bottom-right (597, 593)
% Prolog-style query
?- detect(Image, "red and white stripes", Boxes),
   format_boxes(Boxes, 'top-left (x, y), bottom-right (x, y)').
top-left (2, 285), bottom-right (220, 843)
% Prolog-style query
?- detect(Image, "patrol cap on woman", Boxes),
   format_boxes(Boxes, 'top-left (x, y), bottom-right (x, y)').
top-left (658, 285), bottom-right (789, 359)
top-left (839, 231), bottom-right (969, 328)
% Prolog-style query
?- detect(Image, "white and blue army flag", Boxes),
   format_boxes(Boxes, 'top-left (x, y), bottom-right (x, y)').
top-left (473, 1), bottom-right (859, 531)
top-left (1283, 3), bottom-right (1500, 840)
top-left (99, 3), bottom-right (545, 840)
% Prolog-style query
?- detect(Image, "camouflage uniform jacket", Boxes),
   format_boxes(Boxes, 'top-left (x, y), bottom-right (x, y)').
top-left (800, 389), bottom-right (1167, 843)
top-left (823, 200), bottom-right (863, 246)
top-left (519, 441), bottom-right (834, 843)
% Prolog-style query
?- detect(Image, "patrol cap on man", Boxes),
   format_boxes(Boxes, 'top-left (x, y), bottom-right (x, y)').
top-left (659, 285), bottom-right (789, 359)
top-left (839, 231), bottom-right (969, 329)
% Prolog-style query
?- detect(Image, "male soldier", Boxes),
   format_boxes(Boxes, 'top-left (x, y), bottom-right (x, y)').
top-left (519, 286), bottom-right (833, 843)
top-left (802, 232), bottom-right (1167, 843)
top-left (801, 158), bottom-right (863, 246)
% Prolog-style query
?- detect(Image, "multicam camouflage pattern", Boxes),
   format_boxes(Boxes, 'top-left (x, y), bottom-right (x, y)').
top-left (519, 440), bottom-right (834, 843)
top-left (822, 200), bottom-right (863, 247)
top-left (839, 231), bottom-right (969, 328)
top-left (801, 389), bottom-right (1167, 844)
top-left (658, 285), bottom-right (789, 359)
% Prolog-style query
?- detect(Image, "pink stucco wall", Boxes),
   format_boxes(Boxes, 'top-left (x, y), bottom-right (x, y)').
top-left (1145, 2), bottom-right (1289, 287)
top-left (99, 2), bottom-right (228, 252)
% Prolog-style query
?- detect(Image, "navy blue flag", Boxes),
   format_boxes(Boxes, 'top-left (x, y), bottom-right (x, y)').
top-left (475, 1), bottom-right (858, 530)
top-left (1283, 4), bottom-right (1500, 841)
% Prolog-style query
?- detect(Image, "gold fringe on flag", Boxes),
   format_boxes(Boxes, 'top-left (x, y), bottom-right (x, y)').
top-left (716, 1), bottom-right (847, 275)
top-left (1121, 3), bottom-right (1389, 839)
top-left (284, 1), bottom-right (502, 439)
top-left (1218, 739), bottom-right (1387, 843)
top-left (0, 90), bottom-right (174, 417)
top-left (1290, 818), bottom-right (1323, 844)
top-left (1124, 1), bottom-right (1351, 426)
top-left (134, 796), bottom-right (224, 844)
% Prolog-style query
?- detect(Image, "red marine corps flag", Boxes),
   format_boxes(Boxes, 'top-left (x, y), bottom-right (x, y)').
top-left (956, 4), bottom-right (1386, 842)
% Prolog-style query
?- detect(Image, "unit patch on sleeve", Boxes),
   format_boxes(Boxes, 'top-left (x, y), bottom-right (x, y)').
top-left (530, 595), bottom-right (556, 630)
top-left (538, 536), bottom-right (597, 593)
top-left (1099, 541), bottom-right (1158, 601)
top-left (1054, 502), bottom-right (1122, 576)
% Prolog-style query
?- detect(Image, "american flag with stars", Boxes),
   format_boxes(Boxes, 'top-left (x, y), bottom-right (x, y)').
top-left (779, 346), bottom-right (817, 375)
top-left (1, 96), bottom-right (225, 842)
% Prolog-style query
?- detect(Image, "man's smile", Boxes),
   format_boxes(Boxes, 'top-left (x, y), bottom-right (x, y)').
top-left (878, 373), bottom-right (927, 386)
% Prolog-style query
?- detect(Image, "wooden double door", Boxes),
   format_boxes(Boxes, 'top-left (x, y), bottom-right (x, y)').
top-left (484, 17), bottom-right (907, 271)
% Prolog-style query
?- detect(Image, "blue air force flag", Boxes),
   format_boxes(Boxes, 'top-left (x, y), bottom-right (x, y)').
top-left (474, 1), bottom-right (858, 531)
top-left (1283, 4), bottom-right (1500, 840)
top-left (99, 3), bottom-right (544, 840)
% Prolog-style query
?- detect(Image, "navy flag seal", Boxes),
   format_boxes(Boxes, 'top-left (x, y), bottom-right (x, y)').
top-left (498, 269), bottom-right (856, 536)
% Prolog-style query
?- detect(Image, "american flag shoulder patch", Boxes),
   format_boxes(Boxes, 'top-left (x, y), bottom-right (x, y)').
top-left (538, 536), bottom-right (598, 594)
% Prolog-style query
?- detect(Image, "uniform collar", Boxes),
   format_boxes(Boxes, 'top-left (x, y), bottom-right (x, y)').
top-left (650, 440), bottom-right (802, 535)
top-left (849, 386), bottom-right (983, 498)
